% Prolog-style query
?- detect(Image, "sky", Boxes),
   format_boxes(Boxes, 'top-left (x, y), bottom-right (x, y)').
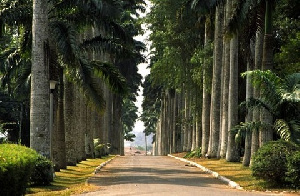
top-left (124, 1), bottom-right (152, 147)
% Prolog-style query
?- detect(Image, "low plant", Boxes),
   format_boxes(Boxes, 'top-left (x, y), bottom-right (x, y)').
top-left (251, 140), bottom-right (299, 186)
top-left (286, 151), bottom-right (300, 188)
top-left (30, 155), bottom-right (54, 186)
top-left (0, 144), bottom-right (38, 196)
top-left (184, 147), bottom-right (202, 158)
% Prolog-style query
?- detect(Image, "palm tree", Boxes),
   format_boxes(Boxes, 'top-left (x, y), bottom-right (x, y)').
top-left (30, 0), bottom-right (51, 158)
top-left (207, 3), bottom-right (224, 158)
top-left (237, 71), bottom-right (300, 146)
top-left (191, 0), bottom-right (220, 158)
top-left (1, 0), bottom-right (140, 162)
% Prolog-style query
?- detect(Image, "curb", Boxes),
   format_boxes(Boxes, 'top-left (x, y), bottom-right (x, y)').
top-left (168, 154), bottom-right (243, 190)
top-left (94, 155), bottom-right (118, 174)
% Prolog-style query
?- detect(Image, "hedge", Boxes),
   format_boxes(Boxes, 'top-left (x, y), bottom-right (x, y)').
top-left (251, 140), bottom-right (300, 186)
top-left (0, 144), bottom-right (39, 196)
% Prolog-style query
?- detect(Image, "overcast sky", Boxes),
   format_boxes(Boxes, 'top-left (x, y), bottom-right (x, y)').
top-left (125, 1), bottom-right (152, 147)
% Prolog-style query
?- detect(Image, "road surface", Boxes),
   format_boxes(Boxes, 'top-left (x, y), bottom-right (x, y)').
top-left (78, 156), bottom-right (287, 196)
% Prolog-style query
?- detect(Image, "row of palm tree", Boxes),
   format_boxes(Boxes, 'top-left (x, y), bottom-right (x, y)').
top-left (0, 0), bottom-right (145, 170)
top-left (142, 0), bottom-right (299, 166)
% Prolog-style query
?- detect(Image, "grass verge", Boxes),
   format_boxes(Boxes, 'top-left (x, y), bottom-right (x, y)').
top-left (26, 156), bottom-right (114, 196)
top-left (172, 153), bottom-right (298, 193)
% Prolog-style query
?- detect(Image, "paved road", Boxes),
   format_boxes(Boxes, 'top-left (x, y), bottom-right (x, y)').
top-left (79, 156), bottom-right (285, 196)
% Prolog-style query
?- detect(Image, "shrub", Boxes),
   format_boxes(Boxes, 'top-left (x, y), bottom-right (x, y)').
top-left (30, 155), bottom-right (54, 186)
top-left (286, 151), bottom-right (300, 188)
top-left (251, 140), bottom-right (299, 186)
top-left (184, 147), bottom-right (202, 158)
top-left (0, 144), bottom-right (38, 196)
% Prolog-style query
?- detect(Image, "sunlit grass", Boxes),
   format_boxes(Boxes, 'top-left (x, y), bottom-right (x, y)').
top-left (26, 156), bottom-right (114, 196)
top-left (172, 153), bottom-right (297, 192)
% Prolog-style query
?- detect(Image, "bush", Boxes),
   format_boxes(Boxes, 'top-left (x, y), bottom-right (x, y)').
top-left (0, 144), bottom-right (38, 196)
top-left (184, 147), bottom-right (202, 158)
top-left (30, 155), bottom-right (54, 186)
top-left (286, 151), bottom-right (300, 188)
top-left (251, 140), bottom-right (299, 186)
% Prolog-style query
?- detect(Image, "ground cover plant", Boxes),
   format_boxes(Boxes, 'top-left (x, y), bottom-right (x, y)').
top-left (26, 156), bottom-right (114, 196)
top-left (173, 152), bottom-right (299, 193)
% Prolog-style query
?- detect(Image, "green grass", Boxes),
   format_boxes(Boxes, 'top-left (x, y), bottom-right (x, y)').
top-left (173, 153), bottom-right (298, 192)
top-left (26, 156), bottom-right (114, 196)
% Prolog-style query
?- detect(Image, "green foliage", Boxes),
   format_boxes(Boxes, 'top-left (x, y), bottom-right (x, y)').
top-left (286, 151), bottom-right (300, 188)
top-left (0, 144), bottom-right (38, 196)
top-left (184, 147), bottom-right (202, 158)
top-left (275, 32), bottom-right (300, 75)
top-left (30, 155), bottom-right (53, 186)
top-left (0, 0), bottom-right (143, 113)
top-left (93, 139), bottom-right (108, 157)
top-left (251, 140), bottom-right (299, 186)
top-left (274, 0), bottom-right (300, 76)
top-left (241, 71), bottom-right (300, 143)
top-left (141, 75), bottom-right (162, 136)
top-left (190, 41), bottom-right (213, 90)
top-left (136, 146), bottom-right (145, 151)
top-left (122, 98), bottom-right (138, 142)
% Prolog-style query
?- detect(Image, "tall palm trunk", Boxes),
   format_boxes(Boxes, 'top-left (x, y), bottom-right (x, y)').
top-left (260, 0), bottom-right (274, 146)
top-left (75, 86), bottom-right (84, 161)
top-left (53, 68), bottom-right (66, 170)
top-left (220, 0), bottom-right (231, 158)
top-left (171, 90), bottom-right (177, 153)
top-left (250, 31), bottom-right (263, 163)
top-left (208, 4), bottom-right (224, 158)
top-left (175, 92), bottom-right (182, 152)
top-left (79, 93), bottom-right (87, 160)
top-left (85, 106), bottom-right (94, 158)
top-left (201, 16), bottom-right (212, 156)
top-left (111, 94), bottom-right (122, 155)
top-left (30, 0), bottom-right (50, 158)
top-left (226, 32), bottom-right (239, 162)
top-left (243, 41), bottom-right (254, 166)
top-left (186, 90), bottom-right (192, 152)
top-left (64, 79), bottom-right (77, 165)
top-left (103, 85), bottom-right (112, 154)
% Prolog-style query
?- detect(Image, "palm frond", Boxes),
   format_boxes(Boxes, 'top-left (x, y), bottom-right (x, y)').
top-left (50, 20), bottom-right (80, 66)
top-left (232, 121), bottom-right (270, 132)
top-left (274, 119), bottom-right (300, 145)
top-left (80, 35), bottom-right (124, 55)
top-left (281, 73), bottom-right (300, 103)
top-left (65, 58), bottom-right (106, 113)
top-left (233, 121), bottom-right (271, 144)
top-left (191, 0), bottom-right (211, 14)
top-left (240, 97), bottom-right (275, 116)
top-left (274, 119), bottom-right (291, 141)
top-left (91, 60), bottom-right (128, 95)
top-left (242, 70), bottom-right (282, 109)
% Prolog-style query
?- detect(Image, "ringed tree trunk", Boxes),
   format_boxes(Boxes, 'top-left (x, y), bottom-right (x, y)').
top-left (79, 92), bottom-right (87, 161)
top-left (104, 85), bottom-right (113, 154)
top-left (250, 30), bottom-right (263, 163)
top-left (201, 16), bottom-right (212, 156)
top-left (111, 94), bottom-right (122, 155)
top-left (220, 0), bottom-right (231, 158)
top-left (243, 45), bottom-right (254, 166)
top-left (53, 67), bottom-right (66, 170)
top-left (31, 0), bottom-right (50, 158)
top-left (64, 79), bottom-right (77, 165)
top-left (226, 32), bottom-right (240, 162)
top-left (208, 4), bottom-right (224, 158)
top-left (260, 0), bottom-right (274, 146)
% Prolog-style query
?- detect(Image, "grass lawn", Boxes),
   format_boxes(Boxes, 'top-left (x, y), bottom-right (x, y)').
top-left (26, 156), bottom-right (114, 196)
top-left (172, 153), bottom-right (298, 193)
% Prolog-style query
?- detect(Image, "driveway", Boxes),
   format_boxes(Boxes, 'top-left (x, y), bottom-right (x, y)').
top-left (78, 156), bottom-right (285, 196)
